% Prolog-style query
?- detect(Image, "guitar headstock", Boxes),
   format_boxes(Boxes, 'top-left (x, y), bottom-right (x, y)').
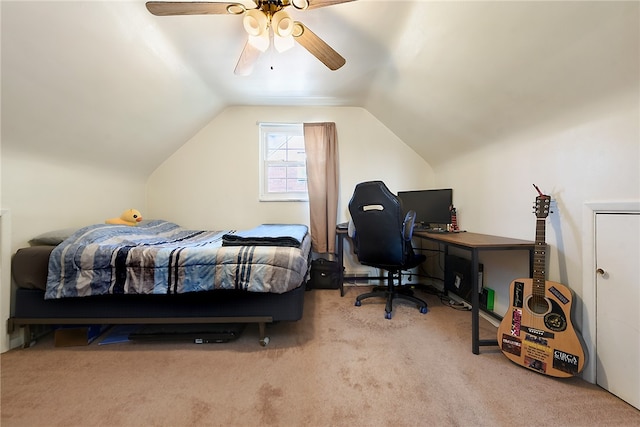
top-left (533, 184), bottom-right (551, 219)
top-left (535, 195), bottom-right (551, 218)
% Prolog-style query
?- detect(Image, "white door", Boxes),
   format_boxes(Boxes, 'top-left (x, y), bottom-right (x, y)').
top-left (596, 212), bottom-right (640, 409)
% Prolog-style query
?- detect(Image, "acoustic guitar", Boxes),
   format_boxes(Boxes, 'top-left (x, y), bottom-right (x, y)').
top-left (496, 186), bottom-right (587, 377)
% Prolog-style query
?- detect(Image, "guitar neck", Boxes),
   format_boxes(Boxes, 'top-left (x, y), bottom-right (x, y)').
top-left (533, 218), bottom-right (547, 298)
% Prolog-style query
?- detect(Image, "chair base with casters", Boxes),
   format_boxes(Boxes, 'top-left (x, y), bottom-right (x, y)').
top-left (354, 267), bottom-right (428, 319)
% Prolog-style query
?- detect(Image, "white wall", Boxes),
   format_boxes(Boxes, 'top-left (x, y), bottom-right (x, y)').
top-left (434, 90), bottom-right (640, 327)
top-left (147, 106), bottom-right (435, 230)
top-left (2, 150), bottom-right (147, 253)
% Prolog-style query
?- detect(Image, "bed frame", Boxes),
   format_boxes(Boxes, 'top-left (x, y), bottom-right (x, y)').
top-left (9, 223), bottom-right (311, 348)
top-left (8, 285), bottom-right (306, 347)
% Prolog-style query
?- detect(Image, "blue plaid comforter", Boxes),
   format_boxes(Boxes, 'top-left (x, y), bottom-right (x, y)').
top-left (45, 220), bottom-right (310, 299)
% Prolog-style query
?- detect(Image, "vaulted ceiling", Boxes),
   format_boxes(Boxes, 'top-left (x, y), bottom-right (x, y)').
top-left (2, 1), bottom-right (637, 176)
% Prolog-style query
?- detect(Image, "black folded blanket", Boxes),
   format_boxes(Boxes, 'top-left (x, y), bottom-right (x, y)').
top-left (222, 224), bottom-right (308, 248)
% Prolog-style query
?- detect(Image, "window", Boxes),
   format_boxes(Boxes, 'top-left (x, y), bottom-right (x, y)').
top-left (259, 123), bottom-right (308, 201)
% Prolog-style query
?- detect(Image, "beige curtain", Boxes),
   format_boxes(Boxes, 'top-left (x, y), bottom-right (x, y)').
top-left (304, 122), bottom-right (339, 254)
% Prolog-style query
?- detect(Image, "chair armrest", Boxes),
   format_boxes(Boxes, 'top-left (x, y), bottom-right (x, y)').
top-left (347, 219), bottom-right (356, 239)
top-left (403, 210), bottom-right (416, 241)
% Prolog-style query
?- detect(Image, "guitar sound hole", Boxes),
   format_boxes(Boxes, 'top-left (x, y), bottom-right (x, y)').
top-left (527, 295), bottom-right (549, 315)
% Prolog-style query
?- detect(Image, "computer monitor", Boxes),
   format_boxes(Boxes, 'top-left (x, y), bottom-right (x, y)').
top-left (397, 188), bottom-right (453, 227)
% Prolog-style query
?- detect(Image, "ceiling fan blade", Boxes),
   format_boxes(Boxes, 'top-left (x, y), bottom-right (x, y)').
top-left (234, 40), bottom-right (262, 76)
top-left (292, 22), bottom-right (345, 71)
top-left (145, 1), bottom-right (248, 16)
top-left (304, 0), bottom-right (356, 10)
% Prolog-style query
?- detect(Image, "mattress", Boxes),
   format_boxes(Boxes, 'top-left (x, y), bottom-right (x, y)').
top-left (11, 245), bottom-right (55, 291)
top-left (13, 221), bottom-right (311, 297)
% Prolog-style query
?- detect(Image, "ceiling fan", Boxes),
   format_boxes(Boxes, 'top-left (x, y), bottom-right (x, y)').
top-left (145, 0), bottom-right (355, 76)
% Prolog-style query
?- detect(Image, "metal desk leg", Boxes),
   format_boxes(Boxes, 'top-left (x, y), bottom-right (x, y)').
top-left (441, 243), bottom-right (450, 297)
top-left (337, 232), bottom-right (345, 297)
top-left (471, 249), bottom-right (480, 354)
top-left (472, 248), bottom-right (500, 354)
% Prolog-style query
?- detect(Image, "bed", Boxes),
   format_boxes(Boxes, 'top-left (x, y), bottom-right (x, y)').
top-left (8, 220), bottom-right (312, 346)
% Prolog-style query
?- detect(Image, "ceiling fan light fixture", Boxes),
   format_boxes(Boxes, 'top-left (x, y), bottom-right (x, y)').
top-left (272, 11), bottom-right (294, 38)
top-left (145, 0), bottom-right (349, 74)
top-left (291, 0), bottom-right (309, 10)
top-left (274, 34), bottom-right (295, 52)
top-left (243, 9), bottom-right (268, 37)
top-left (226, 4), bottom-right (246, 15)
top-left (248, 33), bottom-right (270, 52)
top-left (292, 22), bottom-right (305, 38)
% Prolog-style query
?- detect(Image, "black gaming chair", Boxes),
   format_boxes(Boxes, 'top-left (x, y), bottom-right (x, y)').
top-left (348, 181), bottom-right (428, 319)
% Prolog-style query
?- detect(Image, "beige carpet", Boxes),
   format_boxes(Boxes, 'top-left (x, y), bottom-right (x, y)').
top-left (2, 287), bottom-right (639, 427)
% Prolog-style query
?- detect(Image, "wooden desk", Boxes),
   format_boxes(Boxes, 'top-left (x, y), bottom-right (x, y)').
top-left (414, 231), bottom-right (535, 354)
top-left (336, 227), bottom-right (535, 354)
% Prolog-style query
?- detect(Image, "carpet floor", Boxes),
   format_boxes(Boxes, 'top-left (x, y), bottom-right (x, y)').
top-left (2, 287), bottom-right (639, 427)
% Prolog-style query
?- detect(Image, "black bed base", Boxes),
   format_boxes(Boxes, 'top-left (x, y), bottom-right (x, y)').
top-left (8, 285), bottom-right (306, 347)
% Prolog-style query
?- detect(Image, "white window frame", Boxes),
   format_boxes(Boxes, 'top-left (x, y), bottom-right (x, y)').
top-left (258, 122), bottom-right (308, 202)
